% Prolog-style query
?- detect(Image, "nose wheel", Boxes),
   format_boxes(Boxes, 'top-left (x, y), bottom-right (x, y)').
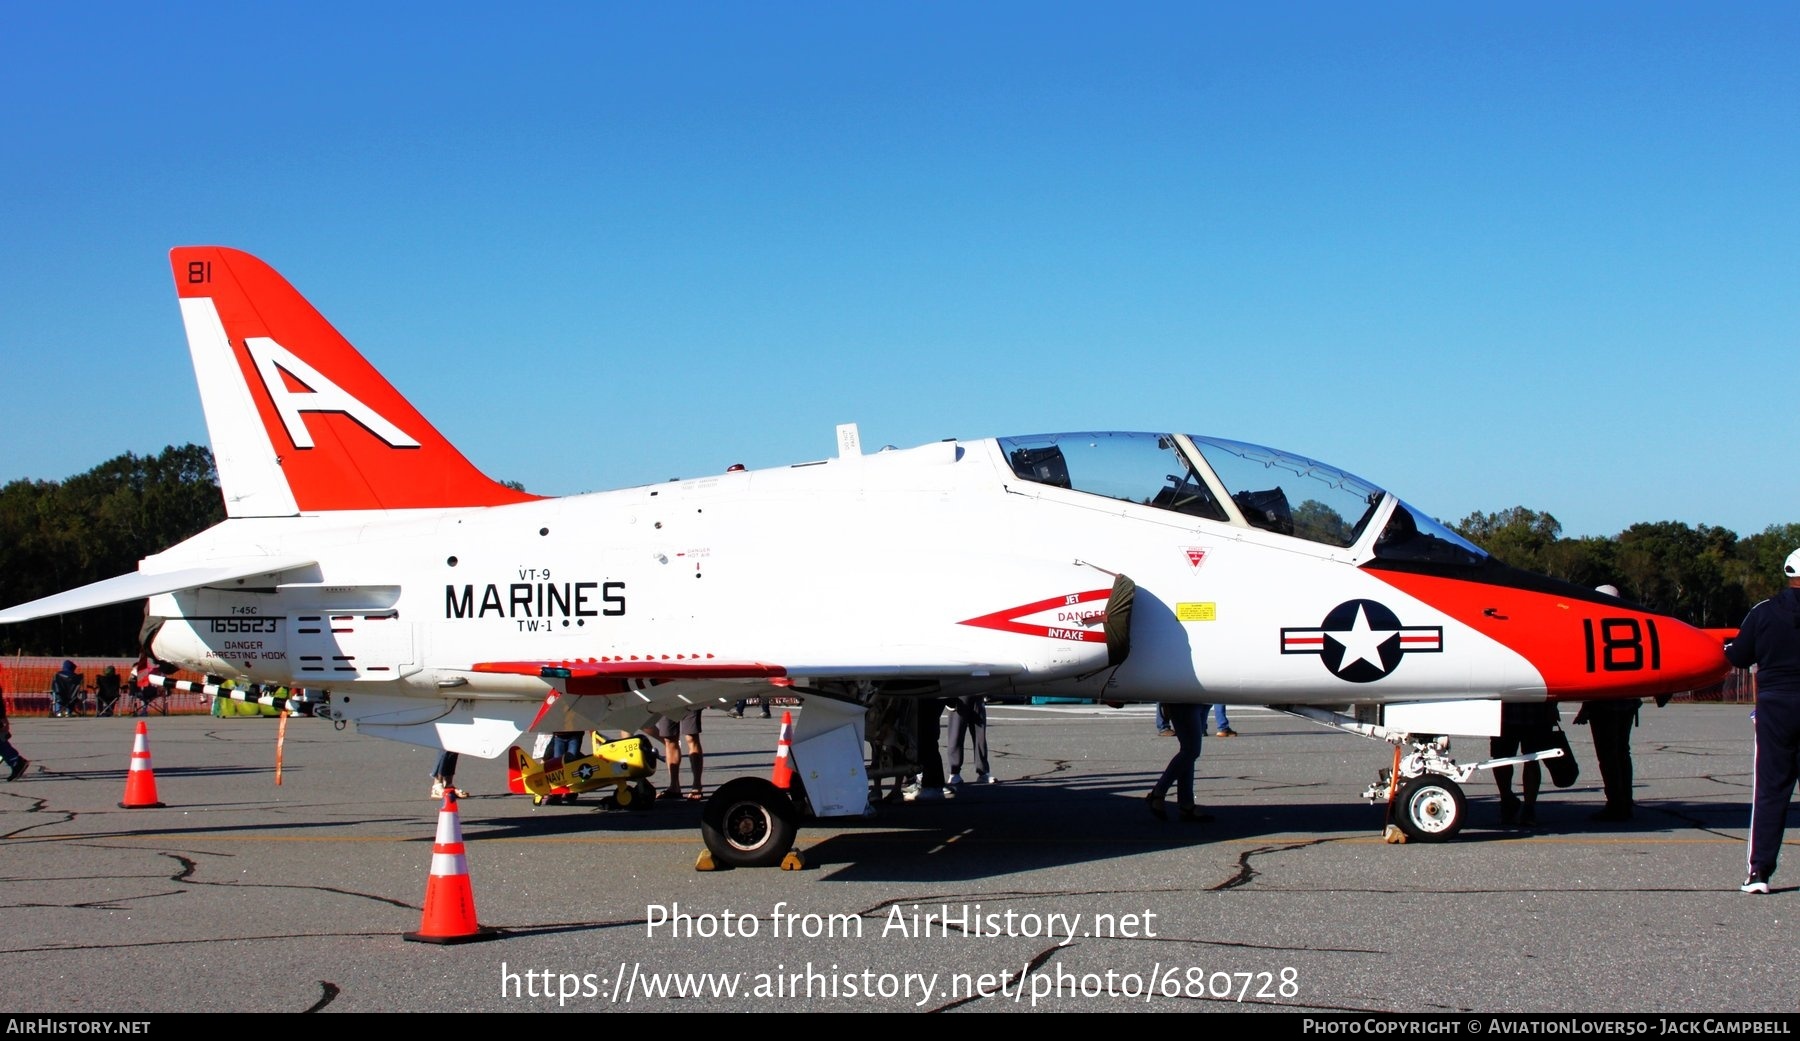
top-left (1392, 775), bottom-right (1467, 842)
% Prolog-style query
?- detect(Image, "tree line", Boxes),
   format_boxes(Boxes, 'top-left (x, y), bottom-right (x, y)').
top-left (0, 447), bottom-right (1792, 656)
top-left (1, 445), bottom-right (223, 656)
top-left (1453, 507), bottom-right (1799, 629)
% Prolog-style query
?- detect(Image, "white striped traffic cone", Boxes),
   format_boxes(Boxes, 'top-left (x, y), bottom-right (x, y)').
top-left (771, 711), bottom-right (796, 790)
top-left (119, 721), bottom-right (165, 809)
top-left (405, 789), bottom-right (499, 943)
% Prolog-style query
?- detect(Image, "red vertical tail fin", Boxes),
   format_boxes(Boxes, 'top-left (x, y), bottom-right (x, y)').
top-left (171, 247), bottom-right (538, 515)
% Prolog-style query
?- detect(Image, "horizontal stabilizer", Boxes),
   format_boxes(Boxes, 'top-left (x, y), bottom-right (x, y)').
top-left (0, 557), bottom-right (316, 624)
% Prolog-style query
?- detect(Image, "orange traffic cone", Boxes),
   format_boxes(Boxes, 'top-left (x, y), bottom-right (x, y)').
top-left (405, 790), bottom-right (500, 944)
top-left (119, 720), bottom-right (165, 809)
top-left (771, 711), bottom-right (796, 790)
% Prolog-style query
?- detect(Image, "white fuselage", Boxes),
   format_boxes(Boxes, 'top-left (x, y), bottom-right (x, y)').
top-left (145, 435), bottom-right (1544, 728)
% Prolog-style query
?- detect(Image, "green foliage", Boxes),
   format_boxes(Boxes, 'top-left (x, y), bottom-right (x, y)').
top-left (1456, 506), bottom-right (1797, 627)
top-left (0, 445), bottom-right (223, 655)
top-left (1293, 499), bottom-right (1352, 547)
top-left (1453, 507), bottom-right (1563, 574)
top-left (1614, 521), bottom-right (1741, 626)
top-left (1736, 524), bottom-right (1800, 606)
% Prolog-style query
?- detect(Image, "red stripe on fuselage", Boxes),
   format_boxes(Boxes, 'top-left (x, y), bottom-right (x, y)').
top-left (1365, 568), bottom-right (1730, 700)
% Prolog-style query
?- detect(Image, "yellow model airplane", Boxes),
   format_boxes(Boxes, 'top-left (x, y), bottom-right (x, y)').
top-left (506, 734), bottom-right (658, 807)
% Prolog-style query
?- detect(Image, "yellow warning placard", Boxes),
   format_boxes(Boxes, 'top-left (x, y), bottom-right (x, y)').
top-left (1176, 602), bottom-right (1216, 622)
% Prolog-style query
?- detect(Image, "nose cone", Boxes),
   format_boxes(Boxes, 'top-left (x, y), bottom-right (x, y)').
top-left (1548, 611), bottom-right (1730, 699)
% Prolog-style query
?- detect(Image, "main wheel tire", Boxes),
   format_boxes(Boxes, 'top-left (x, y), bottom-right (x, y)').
top-left (1394, 775), bottom-right (1467, 842)
top-left (629, 780), bottom-right (655, 811)
top-left (701, 777), bottom-right (798, 868)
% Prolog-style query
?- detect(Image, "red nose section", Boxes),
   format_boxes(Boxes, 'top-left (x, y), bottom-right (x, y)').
top-left (1370, 571), bottom-right (1731, 700)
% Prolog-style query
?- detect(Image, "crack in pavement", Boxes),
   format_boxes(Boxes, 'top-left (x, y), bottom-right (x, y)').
top-left (1243, 778), bottom-right (1329, 793)
top-left (1212, 838), bottom-right (1340, 891)
top-left (4, 918), bottom-right (644, 955)
top-left (1134, 933), bottom-right (1385, 955)
top-left (1696, 771), bottom-right (1751, 791)
top-left (1, 892), bottom-right (184, 912)
top-left (1642, 800), bottom-right (1746, 842)
top-left (1011, 754), bottom-right (1073, 782)
top-left (926, 941), bottom-right (1062, 1011)
top-left (853, 885), bottom-right (1199, 920)
top-left (5, 931), bottom-right (434, 954)
top-left (1, 807), bottom-right (77, 842)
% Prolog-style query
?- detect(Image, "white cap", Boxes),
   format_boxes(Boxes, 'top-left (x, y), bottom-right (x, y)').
top-left (1785, 549), bottom-right (1800, 578)
top-left (1595, 584), bottom-right (1620, 597)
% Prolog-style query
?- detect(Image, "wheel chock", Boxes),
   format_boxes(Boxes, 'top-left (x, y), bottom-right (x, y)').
top-left (695, 849), bottom-right (720, 871)
top-left (780, 849), bottom-right (806, 871)
top-left (1383, 824), bottom-right (1407, 844)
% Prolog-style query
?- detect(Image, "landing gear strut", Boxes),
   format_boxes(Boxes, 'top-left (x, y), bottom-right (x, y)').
top-left (1372, 733), bottom-right (1476, 842)
top-left (1275, 704), bottom-right (1563, 843)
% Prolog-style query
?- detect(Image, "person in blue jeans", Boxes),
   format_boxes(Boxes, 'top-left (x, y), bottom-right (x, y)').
top-left (1212, 704), bottom-right (1237, 737)
top-left (0, 687), bottom-right (29, 781)
top-left (1147, 702), bottom-right (1212, 823)
top-left (431, 751), bottom-right (464, 799)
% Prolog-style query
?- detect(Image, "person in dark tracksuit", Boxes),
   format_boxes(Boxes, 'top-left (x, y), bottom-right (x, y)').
top-left (1491, 701), bottom-right (1560, 827)
top-left (1725, 548), bottom-right (1800, 894)
top-left (946, 695), bottom-right (992, 786)
top-left (1574, 698), bottom-right (1641, 821)
top-left (1576, 584), bottom-right (1641, 823)
top-left (95, 666), bottom-right (123, 717)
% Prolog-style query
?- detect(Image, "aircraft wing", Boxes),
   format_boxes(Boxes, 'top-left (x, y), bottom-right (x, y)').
top-left (472, 657), bottom-right (1029, 696)
top-left (0, 558), bottom-right (317, 624)
top-left (474, 659), bottom-right (789, 695)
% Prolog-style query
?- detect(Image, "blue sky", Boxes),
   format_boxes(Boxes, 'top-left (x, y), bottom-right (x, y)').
top-left (2, 3), bottom-right (1794, 539)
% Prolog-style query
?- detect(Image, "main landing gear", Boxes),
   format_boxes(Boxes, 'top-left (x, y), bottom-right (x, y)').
top-left (700, 777), bottom-right (801, 868)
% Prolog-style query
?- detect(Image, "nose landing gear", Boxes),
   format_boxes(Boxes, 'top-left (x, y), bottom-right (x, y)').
top-left (1276, 703), bottom-right (1565, 844)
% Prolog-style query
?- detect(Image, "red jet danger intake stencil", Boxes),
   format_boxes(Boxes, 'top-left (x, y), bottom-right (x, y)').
top-left (959, 589), bottom-right (1114, 641)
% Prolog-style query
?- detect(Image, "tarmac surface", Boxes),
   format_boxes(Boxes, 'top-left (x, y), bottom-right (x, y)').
top-left (1, 702), bottom-right (1789, 1014)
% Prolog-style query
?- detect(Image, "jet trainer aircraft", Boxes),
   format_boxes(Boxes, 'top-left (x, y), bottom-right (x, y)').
top-left (0, 247), bottom-right (1733, 864)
